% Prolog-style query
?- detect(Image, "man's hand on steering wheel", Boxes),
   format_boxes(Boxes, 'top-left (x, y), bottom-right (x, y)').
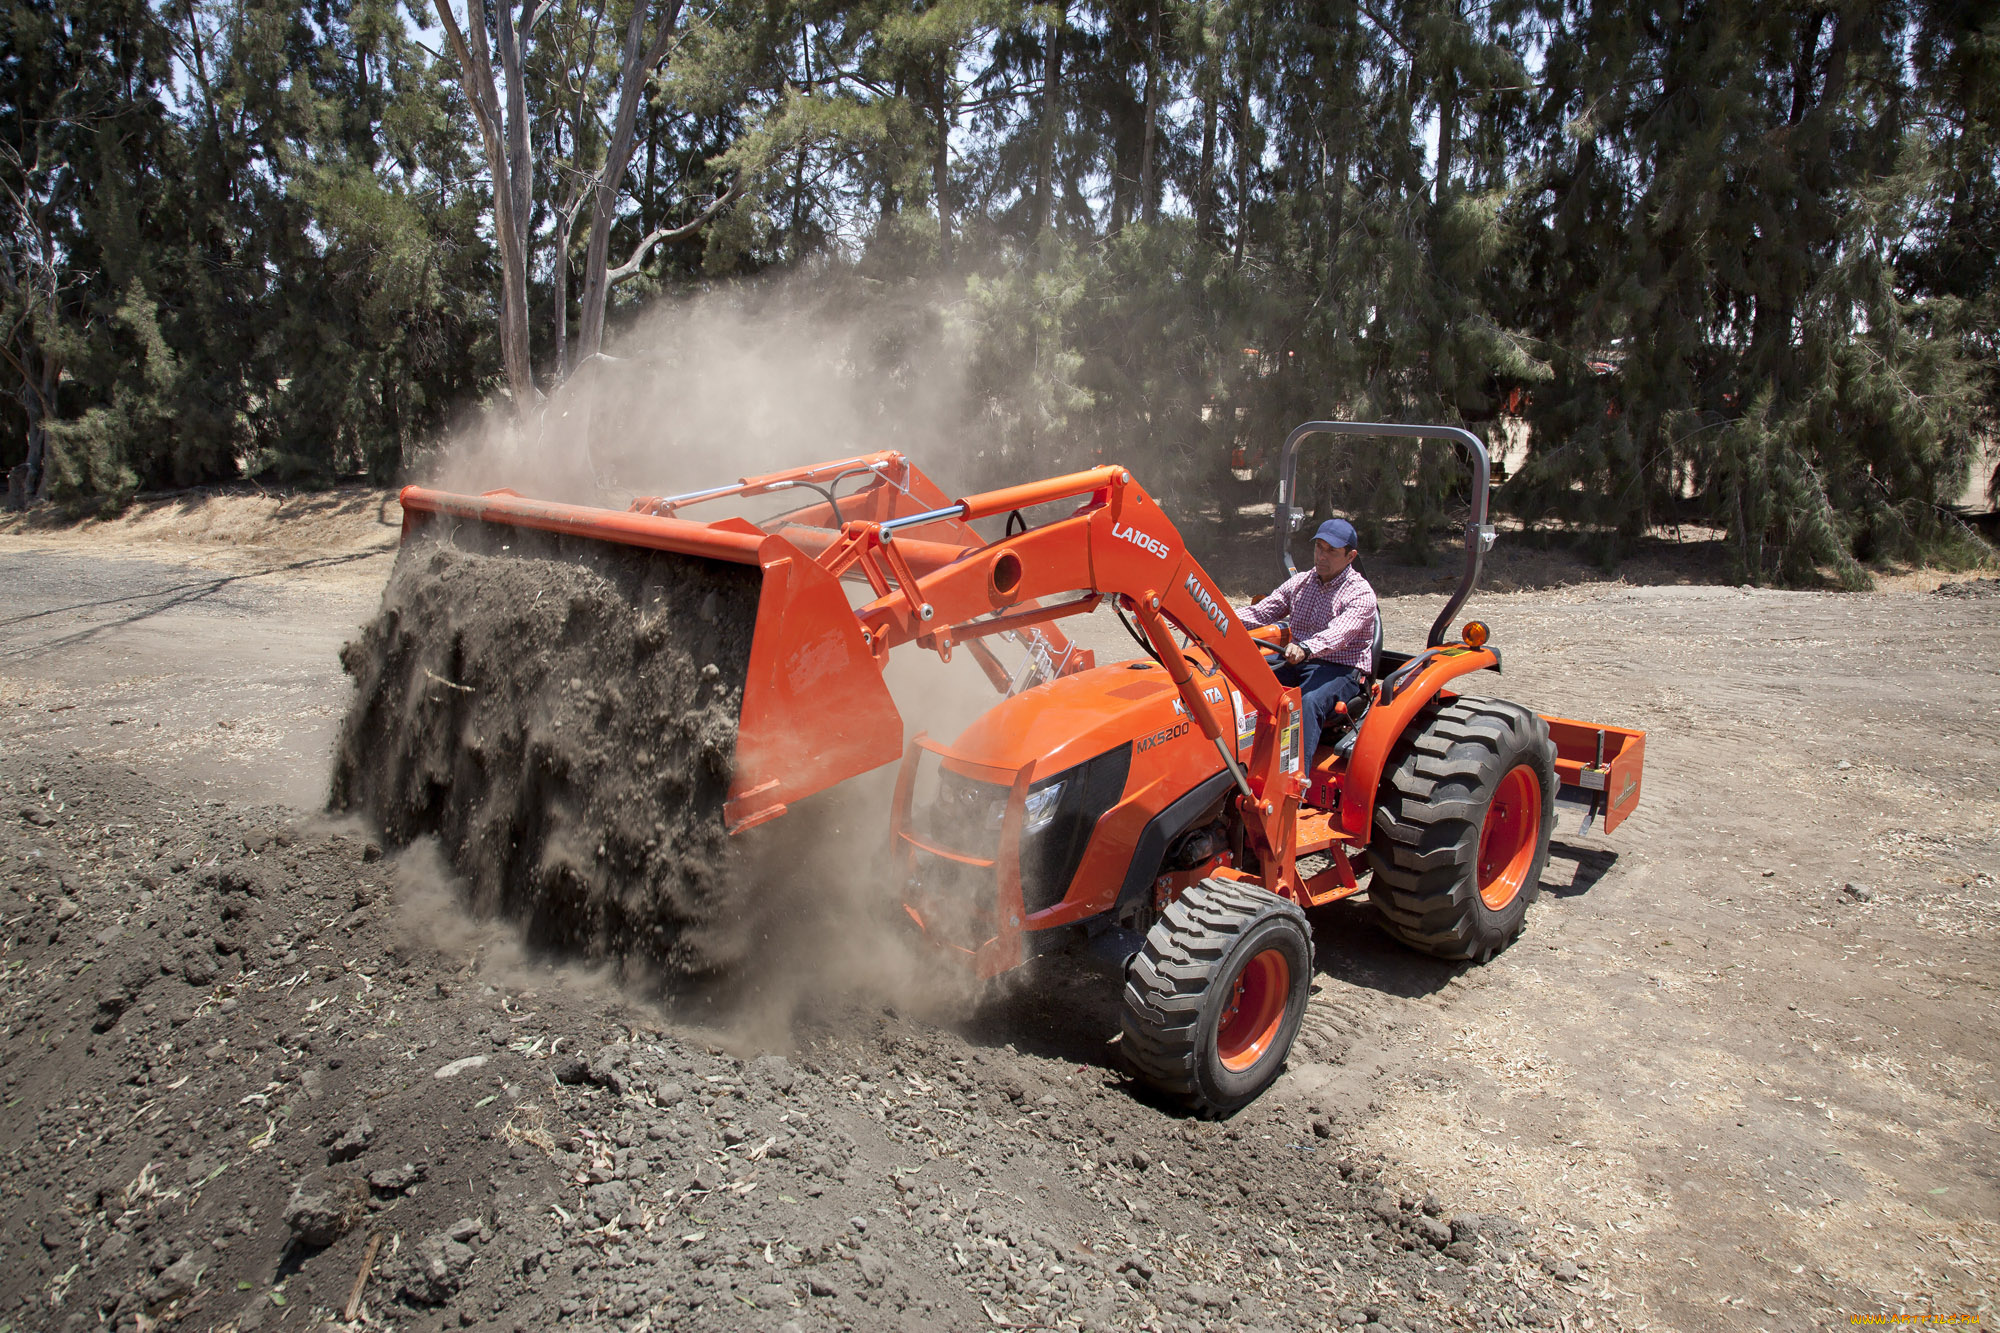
top-left (1282, 641), bottom-right (1308, 666)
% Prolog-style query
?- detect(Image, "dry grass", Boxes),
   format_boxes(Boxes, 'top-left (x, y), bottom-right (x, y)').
top-left (500, 1102), bottom-right (559, 1157)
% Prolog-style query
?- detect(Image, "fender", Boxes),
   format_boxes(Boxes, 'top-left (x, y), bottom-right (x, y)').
top-left (1338, 644), bottom-right (1502, 840)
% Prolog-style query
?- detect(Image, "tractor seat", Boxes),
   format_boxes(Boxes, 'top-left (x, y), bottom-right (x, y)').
top-left (1327, 686), bottom-right (1371, 758)
top-left (1324, 612), bottom-right (1383, 752)
top-left (1306, 612), bottom-right (1383, 765)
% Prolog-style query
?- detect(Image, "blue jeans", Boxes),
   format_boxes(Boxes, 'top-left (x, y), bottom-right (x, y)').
top-left (1272, 658), bottom-right (1366, 763)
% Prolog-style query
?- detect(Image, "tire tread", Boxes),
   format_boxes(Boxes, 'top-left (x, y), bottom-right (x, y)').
top-left (1365, 697), bottom-right (1557, 963)
top-left (1119, 878), bottom-right (1311, 1115)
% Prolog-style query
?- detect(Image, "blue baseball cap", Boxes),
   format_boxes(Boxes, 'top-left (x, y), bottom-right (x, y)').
top-left (1313, 518), bottom-right (1358, 549)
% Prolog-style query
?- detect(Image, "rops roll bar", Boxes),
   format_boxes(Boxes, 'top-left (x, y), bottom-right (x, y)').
top-left (1276, 421), bottom-right (1497, 649)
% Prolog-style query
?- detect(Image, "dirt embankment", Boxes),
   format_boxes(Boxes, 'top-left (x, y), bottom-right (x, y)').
top-left (0, 486), bottom-right (402, 563)
top-left (330, 528), bottom-right (762, 978)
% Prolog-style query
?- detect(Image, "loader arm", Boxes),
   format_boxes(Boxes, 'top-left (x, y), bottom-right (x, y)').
top-left (395, 462), bottom-right (1303, 885)
top-left (830, 466), bottom-right (1311, 900)
top-left (630, 452), bottom-right (1093, 691)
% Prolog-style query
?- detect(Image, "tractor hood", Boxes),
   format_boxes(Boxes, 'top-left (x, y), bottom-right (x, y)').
top-left (945, 658), bottom-right (1239, 784)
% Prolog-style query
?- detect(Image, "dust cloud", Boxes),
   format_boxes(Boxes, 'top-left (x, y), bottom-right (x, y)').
top-left (421, 271), bottom-right (994, 510)
top-left (355, 270), bottom-right (1067, 1044)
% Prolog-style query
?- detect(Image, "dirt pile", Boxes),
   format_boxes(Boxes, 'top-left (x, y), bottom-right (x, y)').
top-left (330, 526), bottom-right (762, 976)
top-left (0, 484), bottom-right (401, 562)
top-left (0, 757), bottom-right (1589, 1333)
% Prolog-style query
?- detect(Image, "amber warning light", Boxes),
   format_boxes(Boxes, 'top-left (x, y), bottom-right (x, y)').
top-left (1462, 621), bottom-right (1490, 647)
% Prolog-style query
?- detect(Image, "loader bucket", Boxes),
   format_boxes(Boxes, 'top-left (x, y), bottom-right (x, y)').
top-left (388, 486), bottom-right (906, 831)
top-left (329, 484), bottom-right (908, 973)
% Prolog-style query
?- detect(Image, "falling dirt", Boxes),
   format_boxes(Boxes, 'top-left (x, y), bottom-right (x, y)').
top-left (329, 525), bottom-right (761, 977)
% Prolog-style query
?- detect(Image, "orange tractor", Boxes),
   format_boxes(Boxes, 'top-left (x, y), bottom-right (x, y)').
top-left (394, 421), bottom-right (1643, 1114)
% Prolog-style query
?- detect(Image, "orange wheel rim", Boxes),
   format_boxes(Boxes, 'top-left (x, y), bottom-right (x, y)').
top-left (1216, 948), bottom-right (1290, 1073)
top-left (1477, 764), bottom-right (1543, 911)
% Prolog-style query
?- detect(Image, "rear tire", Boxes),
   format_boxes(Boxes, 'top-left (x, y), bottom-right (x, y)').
top-left (1120, 878), bottom-right (1313, 1116)
top-left (1367, 697), bottom-right (1557, 962)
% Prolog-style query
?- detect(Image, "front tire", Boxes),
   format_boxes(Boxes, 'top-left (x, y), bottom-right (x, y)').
top-left (1120, 879), bottom-right (1313, 1116)
top-left (1368, 697), bottom-right (1558, 962)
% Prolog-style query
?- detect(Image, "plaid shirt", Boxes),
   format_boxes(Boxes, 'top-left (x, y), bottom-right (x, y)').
top-left (1239, 565), bottom-right (1378, 671)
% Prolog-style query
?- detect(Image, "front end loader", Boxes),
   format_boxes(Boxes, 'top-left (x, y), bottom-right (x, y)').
top-left (358, 422), bottom-right (1644, 1115)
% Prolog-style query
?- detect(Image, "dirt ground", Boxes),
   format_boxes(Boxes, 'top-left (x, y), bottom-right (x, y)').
top-left (1, 489), bottom-right (1995, 1333)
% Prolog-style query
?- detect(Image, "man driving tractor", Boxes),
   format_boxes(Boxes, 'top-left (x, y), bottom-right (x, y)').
top-left (1239, 518), bottom-right (1379, 762)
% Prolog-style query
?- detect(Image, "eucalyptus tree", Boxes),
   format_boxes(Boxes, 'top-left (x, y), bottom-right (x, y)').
top-left (429, 0), bottom-right (750, 403)
top-left (1, 0), bottom-right (1992, 582)
top-left (1506, 0), bottom-right (1989, 580)
top-left (0, 0), bottom-right (172, 503)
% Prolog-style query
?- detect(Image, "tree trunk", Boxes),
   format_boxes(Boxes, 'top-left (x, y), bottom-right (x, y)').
top-left (935, 53), bottom-right (954, 266)
top-left (493, 5), bottom-right (533, 266)
top-left (1805, 7), bottom-right (1857, 137)
top-left (11, 367), bottom-right (53, 507)
top-left (1139, 1), bottom-right (1160, 225)
top-left (643, 109), bottom-right (656, 235)
top-left (1233, 87), bottom-right (1252, 268)
top-left (881, 74), bottom-right (905, 227)
top-left (575, 0), bottom-right (687, 365)
top-left (1751, 4), bottom-right (1858, 404)
top-left (1197, 18), bottom-right (1217, 238)
top-left (1325, 141), bottom-right (1347, 310)
top-left (1788, 10), bottom-right (1832, 125)
top-left (1434, 73), bottom-right (1456, 205)
top-left (432, 0), bottom-right (535, 408)
top-left (1232, 10), bottom-right (1259, 266)
top-left (1033, 0), bottom-right (1065, 253)
top-left (553, 201), bottom-right (577, 382)
top-left (35, 347), bottom-right (56, 500)
top-left (547, 119), bottom-right (568, 384)
top-left (176, 0), bottom-right (235, 207)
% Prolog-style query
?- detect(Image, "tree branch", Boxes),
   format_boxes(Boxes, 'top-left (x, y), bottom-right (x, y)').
top-left (430, 0), bottom-right (502, 144)
top-left (572, 0), bottom-right (692, 360)
top-left (0, 338), bottom-right (34, 388)
top-left (605, 181), bottom-right (745, 286)
top-left (643, 1), bottom-right (681, 71)
top-left (1355, 0), bottom-right (1415, 56)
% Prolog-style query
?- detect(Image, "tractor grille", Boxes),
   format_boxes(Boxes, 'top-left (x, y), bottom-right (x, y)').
top-left (906, 847), bottom-right (998, 952)
top-left (904, 743), bottom-right (1134, 940)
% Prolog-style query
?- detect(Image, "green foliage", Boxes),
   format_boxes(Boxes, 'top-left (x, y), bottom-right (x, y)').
top-left (1, 0), bottom-right (1992, 582)
top-left (2, 0), bottom-right (493, 499)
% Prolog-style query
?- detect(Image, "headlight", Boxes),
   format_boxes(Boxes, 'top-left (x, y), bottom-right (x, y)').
top-left (917, 744), bottom-right (1134, 917)
top-left (933, 770), bottom-right (1066, 837)
top-left (1022, 781), bottom-right (1065, 834)
top-left (930, 769), bottom-right (1007, 846)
